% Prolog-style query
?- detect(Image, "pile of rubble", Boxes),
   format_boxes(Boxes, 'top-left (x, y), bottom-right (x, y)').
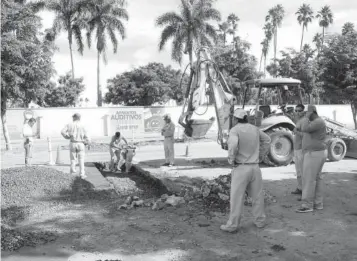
top-left (116, 174), bottom-right (276, 212)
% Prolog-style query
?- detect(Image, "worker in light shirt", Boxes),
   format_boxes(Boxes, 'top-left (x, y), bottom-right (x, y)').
top-left (61, 113), bottom-right (90, 179)
top-left (220, 108), bottom-right (271, 233)
top-left (161, 114), bottom-right (175, 167)
top-left (22, 118), bottom-right (37, 166)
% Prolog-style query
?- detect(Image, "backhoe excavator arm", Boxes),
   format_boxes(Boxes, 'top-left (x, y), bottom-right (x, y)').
top-left (179, 47), bottom-right (237, 149)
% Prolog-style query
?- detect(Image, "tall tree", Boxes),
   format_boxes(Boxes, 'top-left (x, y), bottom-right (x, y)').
top-left (319, 28), bottom-right (357, 128)
top-left (218, 21), bottom-right (230, 46)
top-left (104, 63), bottom-right (188, 106)
top-left (316, 5), bottom-right (333, 46)
top-left (342, 22), bottom-right (355, 35)
top-left (85, 0), bottom-right (129, 107)
top-left (260, 22), bottom-right (273, 76)
top-left (227, 13), bottom-right (239, 39)
top-left (313, 33), bottom-right (323, 53)
top-left (46, 0), bottom-right (87, 79)
top-left (1, 0), bottom-right (55, 150)
top-left (156, 0), bottom-right (221, 69)
top-left (296, 4), bottom-right (314, 51)
top-left (265, 4), bottom-right (284, 76)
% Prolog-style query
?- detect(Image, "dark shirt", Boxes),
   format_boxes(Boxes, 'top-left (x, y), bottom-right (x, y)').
top-left (299, 117), bottom-right (327, 152)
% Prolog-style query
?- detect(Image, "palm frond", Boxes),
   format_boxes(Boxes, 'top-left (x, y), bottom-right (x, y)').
top-left (112, 7), bottom-right (129, 20)
top-left (107, 26), bottom-right (118, 53)
top-left (103, 15), bottom-right (126, 39)
top-left (156, 12), bottom-right (183, 26)
top-left (158, 25), bottom-right (178, 50)
top-left (72, 23), bottom-right (84, 54)
top-left (171, 31), bottom-right (186, 64)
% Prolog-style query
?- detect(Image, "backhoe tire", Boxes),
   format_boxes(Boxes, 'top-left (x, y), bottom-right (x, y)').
top-left (264, 128), bottom-right (294, 166)
top-left (327, 138), bottom-right (347, 162)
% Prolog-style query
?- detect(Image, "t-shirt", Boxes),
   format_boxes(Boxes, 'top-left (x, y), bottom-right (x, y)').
top-left (110, 136), bottom-right (126, 149)
top-left (300, 117), bottom-right (327, 152)
top-left (23, 124), bottom-right (34, 143)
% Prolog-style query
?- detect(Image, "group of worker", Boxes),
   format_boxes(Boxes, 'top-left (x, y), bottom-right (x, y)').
top-left (220, 104), bottom-right (327, 233)
top-left (22, 105), bottom-right (327, 233)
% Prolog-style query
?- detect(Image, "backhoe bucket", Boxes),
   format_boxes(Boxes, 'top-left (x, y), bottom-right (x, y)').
top-left (182, 119), bottom-right (215, 138)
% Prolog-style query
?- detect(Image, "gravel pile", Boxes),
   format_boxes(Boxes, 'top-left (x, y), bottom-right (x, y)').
top-left (1, 167), bottom-right (76, 251)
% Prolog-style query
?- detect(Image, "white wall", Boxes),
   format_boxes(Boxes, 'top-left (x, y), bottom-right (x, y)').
top-left (1, 105), bottom-right (355, 141)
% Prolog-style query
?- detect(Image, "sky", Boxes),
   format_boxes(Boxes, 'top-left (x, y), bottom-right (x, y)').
top-left (38, 0), bottom-right (357, 105)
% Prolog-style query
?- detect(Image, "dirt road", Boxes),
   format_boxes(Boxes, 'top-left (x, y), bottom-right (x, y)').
top-left (1, 156), bottom-right (357, 261)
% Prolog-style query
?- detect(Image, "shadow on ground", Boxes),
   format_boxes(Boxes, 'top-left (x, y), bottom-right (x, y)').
top-left (2, 165), bottom-right (357, 261)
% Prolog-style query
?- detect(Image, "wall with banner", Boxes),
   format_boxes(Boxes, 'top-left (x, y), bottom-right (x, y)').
top-left (1, 105), bottom-right (355, 142)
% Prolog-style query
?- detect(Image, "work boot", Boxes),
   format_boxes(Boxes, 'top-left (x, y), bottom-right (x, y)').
top-left (162, 163), bottom-right (170, 166)
top-left (220, 224), bottom-right (238, 233)
top-left (291, 188), bottom-right (302, 195)
top-left (296, 206), bottom-right (313, 213)
top-left (314, 204), bottom-right (323, 210)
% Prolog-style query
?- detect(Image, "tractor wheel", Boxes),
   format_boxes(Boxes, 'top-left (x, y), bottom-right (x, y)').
top-left (264, 128), bottom-right (294, 166)
top-left (327, 138), bottom-right (347, 161)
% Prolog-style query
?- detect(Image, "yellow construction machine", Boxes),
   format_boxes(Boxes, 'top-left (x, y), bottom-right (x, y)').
top-left (178, 47), bottom-right (357, 166)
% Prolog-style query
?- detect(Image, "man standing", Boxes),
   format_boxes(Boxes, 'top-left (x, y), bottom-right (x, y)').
top-left (291, 104), bottom-right (306, 195)
top-left (161, 114), bottom-right (175, 167)
top-left (23, 118), bottom-right (37, 166)
top-left (61, 113), bottom-right (90, 179)
top-left (220, 109), bottom-right (271, 232)
top-left (296, 105), bottom-right (327, 213)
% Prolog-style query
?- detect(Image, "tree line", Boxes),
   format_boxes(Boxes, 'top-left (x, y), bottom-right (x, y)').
top-left (1, 0), bottom-right (357, 150)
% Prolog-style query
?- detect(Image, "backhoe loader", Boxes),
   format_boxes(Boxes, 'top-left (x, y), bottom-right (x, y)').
top-left (178, 47), bottom-right (357, 166)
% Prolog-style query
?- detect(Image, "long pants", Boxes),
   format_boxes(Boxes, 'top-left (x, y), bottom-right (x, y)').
top-left (24, 142), bottom-right (33, 165)
top-left (225, 164), bottom-right (266, 228)
top-left (302, 150), bottom-right (327, 209)
top-left (70, 142), bottom-right (85, 175)
top-left (164, 137), bottom-right (175, 164)
top-left (294, 149), bottom-right (303, 190)
top-left (109, 148), bottom-right (122, 170)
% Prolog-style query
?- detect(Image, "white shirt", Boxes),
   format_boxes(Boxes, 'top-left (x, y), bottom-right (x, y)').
top-left (23, 124), bottom-right (34, 143)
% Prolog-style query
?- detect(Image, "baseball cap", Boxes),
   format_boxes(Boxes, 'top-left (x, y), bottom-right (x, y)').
top-left (72, 113), bottom-right (81, 119)
top-left (307, 105), bottom-right (317, 113)
top-left (233, 108), bottom-right (247, 119)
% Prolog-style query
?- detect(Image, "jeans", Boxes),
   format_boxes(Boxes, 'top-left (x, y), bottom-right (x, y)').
top-left (294, 149), bottom-right (303, 190)
top-left (164, 137), bottom-right (175, 164)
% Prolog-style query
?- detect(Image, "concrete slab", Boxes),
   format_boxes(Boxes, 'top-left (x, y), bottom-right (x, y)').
top-left (84, 162), bottom-right (112, 190)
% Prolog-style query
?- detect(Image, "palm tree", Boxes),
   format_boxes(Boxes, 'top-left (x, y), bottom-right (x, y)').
top-left (227, 13), bottom-right (239, 39)
top-left (316, 5), bottom-right (333, 46)
top-left (85, 0), bottom-right (129, 107)
top-left (266, 4), bottom-right (284, 75)
top-left (260, 22), bottom-right (273, 76)
top-left (342, 22), bottom-right (355, 35)
top-left (296, 4), bottom-right (314, 51)
top-left (218, 21), bottom-right (230, 46)
top-left (313, 33), bottom-right (322, 53)
top-left (156, 0), bottom-right (221, 68)
top-left (46, 0), bottom-right (87, 79)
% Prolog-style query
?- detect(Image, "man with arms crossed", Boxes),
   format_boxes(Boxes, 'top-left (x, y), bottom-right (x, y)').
top-left (295, 105), bottom-right (327, 213)
top-left (220, 109), bottom-right (271, 232)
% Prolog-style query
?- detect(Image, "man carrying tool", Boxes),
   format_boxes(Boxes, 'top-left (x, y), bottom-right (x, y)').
top-left (291, 104), bottom-right (306, 196)
top-left (295, 105), bottom-right (327, 213)
top-left (220, 108), bottom-right (271, 233)
top-left (161, 114), bottom-right (175, 167)
top-left (61, 113), bottom-right (90, 179)
top-left (23, 118), bottom-right (37, 166)
top-left (109, 131), bottom-right (128, 172)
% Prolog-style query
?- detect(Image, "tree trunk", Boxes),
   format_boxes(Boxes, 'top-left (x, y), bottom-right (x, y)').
top-left (300, 25), bottom-right (304, 51)
top-left (97, 50), bottom-right (102, 107)
top-left (1, 109), bottom-right (12, 150)
top-left (259, 51), bottom-right (263, 72)
top-left (68, 30), bottom-right (75, 79)
top-left (263, 55), bottom-right (267, 78)
top-left (351, 102), bottom-right (357, 129)
top-left (274, 27), bottom-right (277, 78)
top-left (322, 27), bottom-right (325, 48)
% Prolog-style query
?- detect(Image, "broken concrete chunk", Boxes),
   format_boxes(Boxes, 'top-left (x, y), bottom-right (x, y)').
top-left (160, 194), bottom-right (169, 201)
top-left (201, 185), bottom-right (211, 198)
top-left (152, 200), bottom-right (165, 210)
top-left (131, 200), bottom-right (144, 207)
top-left (132, 196), bottom-right (140, 201)
top-left (124, 196), bottom-right (133, 205)
top-left (119, 204), bottom-right (128, 210)
top-left (165, 196), bottom-right (185, 207)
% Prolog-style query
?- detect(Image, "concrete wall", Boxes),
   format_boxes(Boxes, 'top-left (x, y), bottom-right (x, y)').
top-left (1, 104), bottom-right (355, 141)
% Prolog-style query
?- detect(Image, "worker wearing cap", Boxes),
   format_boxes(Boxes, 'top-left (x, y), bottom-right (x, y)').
top-left (61, 113), bottom-right (90, 179)
top-left (295, 105), bottom-right (327, 213)
top-left (161, 114), bottom-right (175, 166)
top-left (220, 108), bottom-right (271, 232)
top-left (291, 104), bottom-right (306, 196)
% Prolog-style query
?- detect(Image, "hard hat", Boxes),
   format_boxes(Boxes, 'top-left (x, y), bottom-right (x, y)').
top-left (233, 108), bottom-right (247, 119)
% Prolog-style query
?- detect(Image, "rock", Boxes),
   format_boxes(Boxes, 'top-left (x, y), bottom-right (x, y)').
top-left (152, 200), bottom-right (165, 210)
top-left (218, 193), bottom-right (229, 201)
top-left (160, 194), bottom-right (169, 201)
top-left (124, 196), bottom-right (133, 205)
top-left (201, 184), bottom-right (211, 198)
top-left (165, 196), bottom-right (185, 207)
top-left (131, 200), bottom-right (144, 207)
top-left (118, 204), bottom-right (128, 210)
top-left (132, 196), bottom-right (140, 201)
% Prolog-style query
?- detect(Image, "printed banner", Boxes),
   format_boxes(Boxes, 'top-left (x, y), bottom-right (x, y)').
top-left (110, 108), bottom-right (144, 137)
top-left (143, 107), bottom-right (166, 133)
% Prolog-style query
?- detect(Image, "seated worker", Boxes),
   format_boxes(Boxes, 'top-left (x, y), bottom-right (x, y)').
top-left (109, 131), bottom-right (128, 171)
